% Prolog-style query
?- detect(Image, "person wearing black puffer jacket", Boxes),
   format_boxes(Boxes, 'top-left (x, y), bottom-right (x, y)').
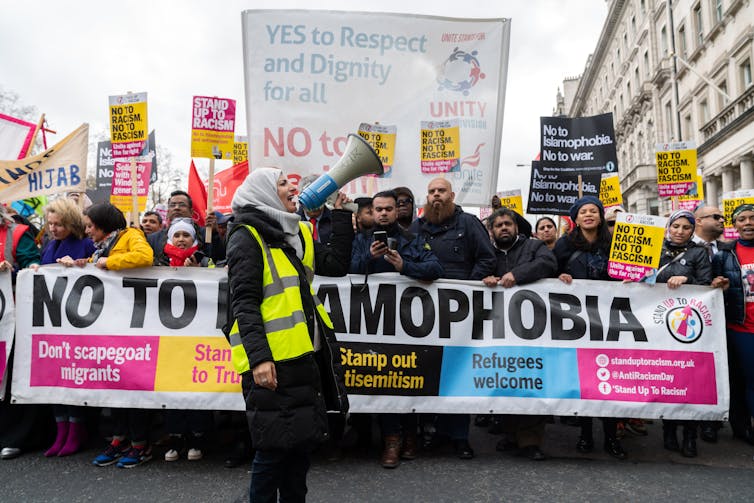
top-left (225, 167), bottom-right (352, 503)
top-left (646, 210), bottom-right (711, 458)
top-left (553, 195), bottom-right (627, 460)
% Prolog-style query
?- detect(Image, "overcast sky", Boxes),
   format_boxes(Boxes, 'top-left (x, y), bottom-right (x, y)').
top-left (0, 0), bottom-right (607, 207)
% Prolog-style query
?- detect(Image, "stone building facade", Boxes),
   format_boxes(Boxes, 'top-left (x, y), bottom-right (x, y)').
top-left (563, 0), bottom-right (753, 213)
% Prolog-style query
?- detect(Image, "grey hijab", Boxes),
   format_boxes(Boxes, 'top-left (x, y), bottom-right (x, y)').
top-left (231, 167), bottom-right (303, 258)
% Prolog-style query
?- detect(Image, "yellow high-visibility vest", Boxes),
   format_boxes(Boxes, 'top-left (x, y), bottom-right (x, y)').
top-left (228, 222), bottom-right (333, 374)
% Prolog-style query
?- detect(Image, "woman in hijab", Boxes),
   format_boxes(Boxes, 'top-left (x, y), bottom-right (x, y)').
top-left (225, 168), bottom-right (351, 502)
top-left (649, 210), bottom-right (711, 457)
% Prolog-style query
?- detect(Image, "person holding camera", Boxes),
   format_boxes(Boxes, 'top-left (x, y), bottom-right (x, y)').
top-left (349, 189), bottom-right (443, 469)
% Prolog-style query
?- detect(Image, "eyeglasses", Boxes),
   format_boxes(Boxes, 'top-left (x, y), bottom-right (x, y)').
top-left (699, 214), bottom-right (724, 220)
top-left (396, 198), bottom-right (413, 206)
top-left (168, 201), bottom-right (189, 209)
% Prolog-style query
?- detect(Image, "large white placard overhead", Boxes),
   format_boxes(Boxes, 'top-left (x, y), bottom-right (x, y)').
top-left (242, 10), bottom-right (511, 205)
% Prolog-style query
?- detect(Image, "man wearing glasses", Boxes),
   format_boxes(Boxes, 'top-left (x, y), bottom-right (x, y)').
top-left (394, 186), bottom-right (416, 230)
top-left (604, 206), bottom-right (625, 234)
top-left (693, 204), bottom-right (733, 444)
top-left (693, 205), bottom-right (725, 258)
top-left (148, 190), bottom-right (219, 265)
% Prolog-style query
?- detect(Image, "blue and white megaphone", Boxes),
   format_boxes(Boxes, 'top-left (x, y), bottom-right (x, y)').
top-left (298, 134), bottom-right (384, 210)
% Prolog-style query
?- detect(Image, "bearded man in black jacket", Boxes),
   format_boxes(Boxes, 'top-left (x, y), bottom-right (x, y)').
top-left (482, 207), bottom-right (557, 461)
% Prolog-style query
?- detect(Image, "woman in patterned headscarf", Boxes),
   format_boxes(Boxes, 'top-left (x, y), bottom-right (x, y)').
top-left (650, 209), bottom-right (711, 458)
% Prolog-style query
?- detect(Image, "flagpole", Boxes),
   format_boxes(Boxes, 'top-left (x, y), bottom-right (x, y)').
top-left (130, 157), bottom-right (138, 226)
top-left (205, 156), bottom-right (215, 245)
top-left (24, 114), bottom-right (46, 157)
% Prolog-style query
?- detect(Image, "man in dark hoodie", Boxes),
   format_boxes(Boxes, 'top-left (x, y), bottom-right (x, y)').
top-left (482, 207), bottom-right (557, 460)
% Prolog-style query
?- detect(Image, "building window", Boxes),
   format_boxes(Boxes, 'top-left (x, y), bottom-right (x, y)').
top-left (742, 59), bottom-right (753, 89)
top-left (640, 0), bottom-right (646, 15)
top-left (714, 0), bottom-right (723, 23)
top-left (665, 101), bottom-right (674, 139)
top-left (623, 33), bottom-right (628, 52)
top-left (620, 94), bottom-right (625, 115)
top-left (678, 25), bottom-right (687, 58)
top-left (648, 198), bottom-right (659, 216)
top-left (718, 80), bottom-right (728, 108)
top-left (684, 115), bottom-right (693, 140)
top-left (617, 48), bottom-right (621, 63)
top-left (644, 51), bottom-right (650, 76)
top-left (627, 82), bottom-right (632, 99)
top-left (661, 25), bottom-right (668, 55)
top-left (631, 16), bottom-right (637, 38)
top-left (634, 67), bottom-right (640, 89)
top-left (694, 4), bottom-right (704, 46)
top-left (699, 99), bottom-right (709, 124)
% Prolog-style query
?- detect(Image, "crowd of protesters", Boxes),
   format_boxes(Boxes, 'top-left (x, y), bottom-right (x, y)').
top-left (0, 176), bottom-right (752, 496)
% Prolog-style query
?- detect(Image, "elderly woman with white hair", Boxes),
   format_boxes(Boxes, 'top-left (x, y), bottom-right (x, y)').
top-left (225, 168), bottom-right (351, 502)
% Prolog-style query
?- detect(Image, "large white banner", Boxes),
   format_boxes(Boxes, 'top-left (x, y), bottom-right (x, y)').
top-left (12, 266), bottom-right (243, 410)
top-left (12, 268), bottom-right (728, 420)
top-left (0, 271), bottom-right (14, 398)
top-left (242, 10), bottom-right (511, 205)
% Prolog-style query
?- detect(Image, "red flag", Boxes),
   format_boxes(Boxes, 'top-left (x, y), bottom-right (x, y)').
top-left (211, 160), bottom-right (249, 214)
top-left (188, 160), bottom-right (207, 226)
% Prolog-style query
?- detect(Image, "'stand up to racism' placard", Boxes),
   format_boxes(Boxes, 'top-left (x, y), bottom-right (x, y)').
top-left (191, 96), bottom-right (236, 160)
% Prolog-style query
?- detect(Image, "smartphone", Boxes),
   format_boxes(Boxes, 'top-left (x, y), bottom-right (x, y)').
top-left (193, 251), bottom-right (206, 263)
top-left (373, 230), bottom-right (388, 247)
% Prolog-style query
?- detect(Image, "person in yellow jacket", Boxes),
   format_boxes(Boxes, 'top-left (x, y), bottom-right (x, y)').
top-left (60, 202), bottom-right (156, 468)
top-left (226, 167), bottom-right (351, 502)
top-left (64, 203), bottom-right (153, 270)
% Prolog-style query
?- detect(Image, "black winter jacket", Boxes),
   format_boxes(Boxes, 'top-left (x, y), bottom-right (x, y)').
top-left (410, 205), bottom-right (496, 280)
top-left (655, 241), bottom-right (712, 285)
top-left (226, 206), bottom-right (352, 451)
top-left (493, 236), bottom-right (557, 284)
top-left (553, 234), bottom-right (612, 280)
top-left (712, 240), bottom-right (747, 325)
top-left (349, 223), bottom-right (443, 279)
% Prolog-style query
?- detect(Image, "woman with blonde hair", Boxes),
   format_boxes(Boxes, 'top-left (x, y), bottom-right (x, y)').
top-left (36, 198), bottom-right (96, 457)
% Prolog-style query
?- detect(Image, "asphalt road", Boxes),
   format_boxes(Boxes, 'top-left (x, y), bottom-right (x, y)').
top-left (2, 419), bottom-right (753, 502)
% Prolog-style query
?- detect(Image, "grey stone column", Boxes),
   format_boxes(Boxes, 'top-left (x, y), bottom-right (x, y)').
top-left (740, 156), bottom-right (754, 190)
top-left (705, 176), bottom-right (719, 207)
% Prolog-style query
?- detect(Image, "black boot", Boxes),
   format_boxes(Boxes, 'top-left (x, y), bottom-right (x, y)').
top-left (681, 426), bottom-right (697, 458)
top-left (604, 437), bottom-right (627, 460)
top-left (663, 424), bottom-right (679, 451)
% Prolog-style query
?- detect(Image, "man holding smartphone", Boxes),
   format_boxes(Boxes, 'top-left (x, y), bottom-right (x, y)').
top-left (349, 189), bottom-right (443, 469)
top-left (350, 190), bottom-right (443, 279)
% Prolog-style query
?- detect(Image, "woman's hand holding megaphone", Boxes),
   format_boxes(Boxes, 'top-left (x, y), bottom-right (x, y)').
top-left (333, 191), bottom-right (351, 209)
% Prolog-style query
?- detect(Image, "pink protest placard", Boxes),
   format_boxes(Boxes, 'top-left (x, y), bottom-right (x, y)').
top-left (110, 159), bottom-right (152, 213)
top-left (191, 96), bottom-right (236, 160)
top-left (30, 334), bottom-right (159, 391)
